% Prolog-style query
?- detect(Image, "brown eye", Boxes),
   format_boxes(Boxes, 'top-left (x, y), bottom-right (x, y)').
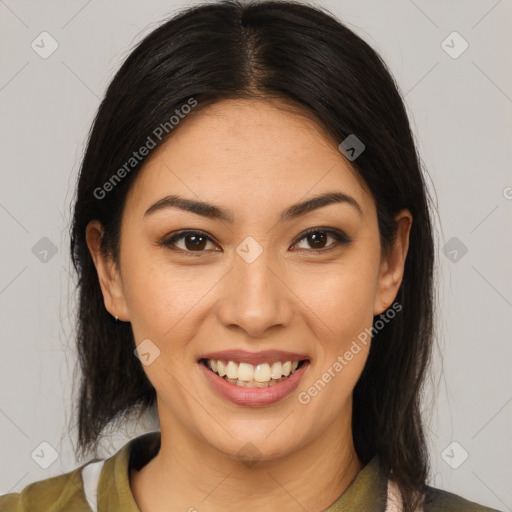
top-left (305, 231), bottom-right (328, 249)
top-left (292, 228), bottom-right (352, 252)
top-left (162, 230), bottom-right (217, 253)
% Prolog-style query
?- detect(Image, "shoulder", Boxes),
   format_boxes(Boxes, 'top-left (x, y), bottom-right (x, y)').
top-left (0, 431), bottom-right (159, 512)
top-left (422, 484), bottom-right (503, 512)
top-left (0, 464), bottom-right (91, 512)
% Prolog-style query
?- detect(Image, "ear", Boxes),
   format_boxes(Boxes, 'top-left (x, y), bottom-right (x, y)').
top-left (373, 209), bottom-right (412, 316)
top-left (85, 220), bottom-right (130, 321)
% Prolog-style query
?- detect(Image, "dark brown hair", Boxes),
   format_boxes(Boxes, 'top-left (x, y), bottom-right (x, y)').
top-left (69, 2), bottom-right (436, 510)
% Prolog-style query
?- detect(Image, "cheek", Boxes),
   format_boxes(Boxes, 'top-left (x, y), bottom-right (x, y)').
top-left (292, 243), bottom-right (380, 391)
top-left (120, 243), bottom-right (220, 344)
top-left (121, 222), bottom-right (380, 348)
top-left (295, 253), bottom-right (380, 336)
top-left (294, 262), bottom-right (377, 416)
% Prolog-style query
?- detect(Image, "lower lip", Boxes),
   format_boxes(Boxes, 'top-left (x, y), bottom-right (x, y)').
top-left (199, 360), bottom-right (310, 407)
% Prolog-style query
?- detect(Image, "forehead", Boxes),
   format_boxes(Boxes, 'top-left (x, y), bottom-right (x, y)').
top-left (125, 98), bottom-right (373, 219)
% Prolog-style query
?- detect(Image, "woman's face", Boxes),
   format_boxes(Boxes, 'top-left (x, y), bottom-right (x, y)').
top-left (87, 98), bottom-right (411, 462)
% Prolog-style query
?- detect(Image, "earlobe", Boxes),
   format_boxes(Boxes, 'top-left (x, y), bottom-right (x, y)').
top-left (85, 220), bottom-right (130, 321)
top-left (373, 210), bottom-right (412, 316)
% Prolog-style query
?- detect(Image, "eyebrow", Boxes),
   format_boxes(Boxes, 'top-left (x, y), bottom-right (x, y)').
top-left (143, 191), bottom-right (363, 223)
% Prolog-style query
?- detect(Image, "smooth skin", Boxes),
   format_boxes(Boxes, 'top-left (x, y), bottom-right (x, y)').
top-left (86, 98), bottom-right (412, 512)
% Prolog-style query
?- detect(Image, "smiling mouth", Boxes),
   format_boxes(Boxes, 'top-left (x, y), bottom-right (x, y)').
top-left (199, 358), bottom-right (309, 388)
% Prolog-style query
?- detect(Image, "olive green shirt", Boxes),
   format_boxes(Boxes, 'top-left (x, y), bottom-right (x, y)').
top-left (0, 431), bottom-right (501, 511)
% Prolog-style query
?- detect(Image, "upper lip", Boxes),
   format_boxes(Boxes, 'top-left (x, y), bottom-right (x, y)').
top-left (199, 349), bottom-right (310, 366)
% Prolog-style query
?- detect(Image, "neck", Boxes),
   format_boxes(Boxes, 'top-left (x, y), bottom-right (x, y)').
top-left (130, 407), bottom-right (362, 512)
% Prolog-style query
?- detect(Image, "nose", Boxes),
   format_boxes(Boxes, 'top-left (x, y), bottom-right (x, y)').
top-left (216, 249), bottom-right (294, 338)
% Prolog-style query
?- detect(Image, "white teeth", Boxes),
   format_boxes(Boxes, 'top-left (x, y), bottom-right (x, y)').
top-left (227, 377), bottom-right (287, 388)
top-left (204, 358), bottom-right (304, 386)
top-left (238, 362), bottom-right (254, 381)
top-left (254, 363), bottom-right (271, 382)
top-left (226, 361), bottom-right (238, 379)
top-left (270, 361), bottom-right (282, 379)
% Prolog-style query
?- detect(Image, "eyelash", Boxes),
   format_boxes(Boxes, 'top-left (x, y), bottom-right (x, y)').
top-left (160, 227), bottom-right (352, 256)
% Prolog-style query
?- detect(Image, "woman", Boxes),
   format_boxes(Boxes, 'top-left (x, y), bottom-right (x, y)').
top-left (0, 1), bottom-right (501, 511)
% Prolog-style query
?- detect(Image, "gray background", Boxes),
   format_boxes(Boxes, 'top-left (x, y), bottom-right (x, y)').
top-left (0, 0), bottom-right (510, 509)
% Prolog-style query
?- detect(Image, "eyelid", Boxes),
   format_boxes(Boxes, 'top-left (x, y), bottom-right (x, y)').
top-left (161, 229), bottom-right (218, 255)
top-left (160, 227), bottom-right (352, 254)
top-left (291, 227), bottom-right (352, 252)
